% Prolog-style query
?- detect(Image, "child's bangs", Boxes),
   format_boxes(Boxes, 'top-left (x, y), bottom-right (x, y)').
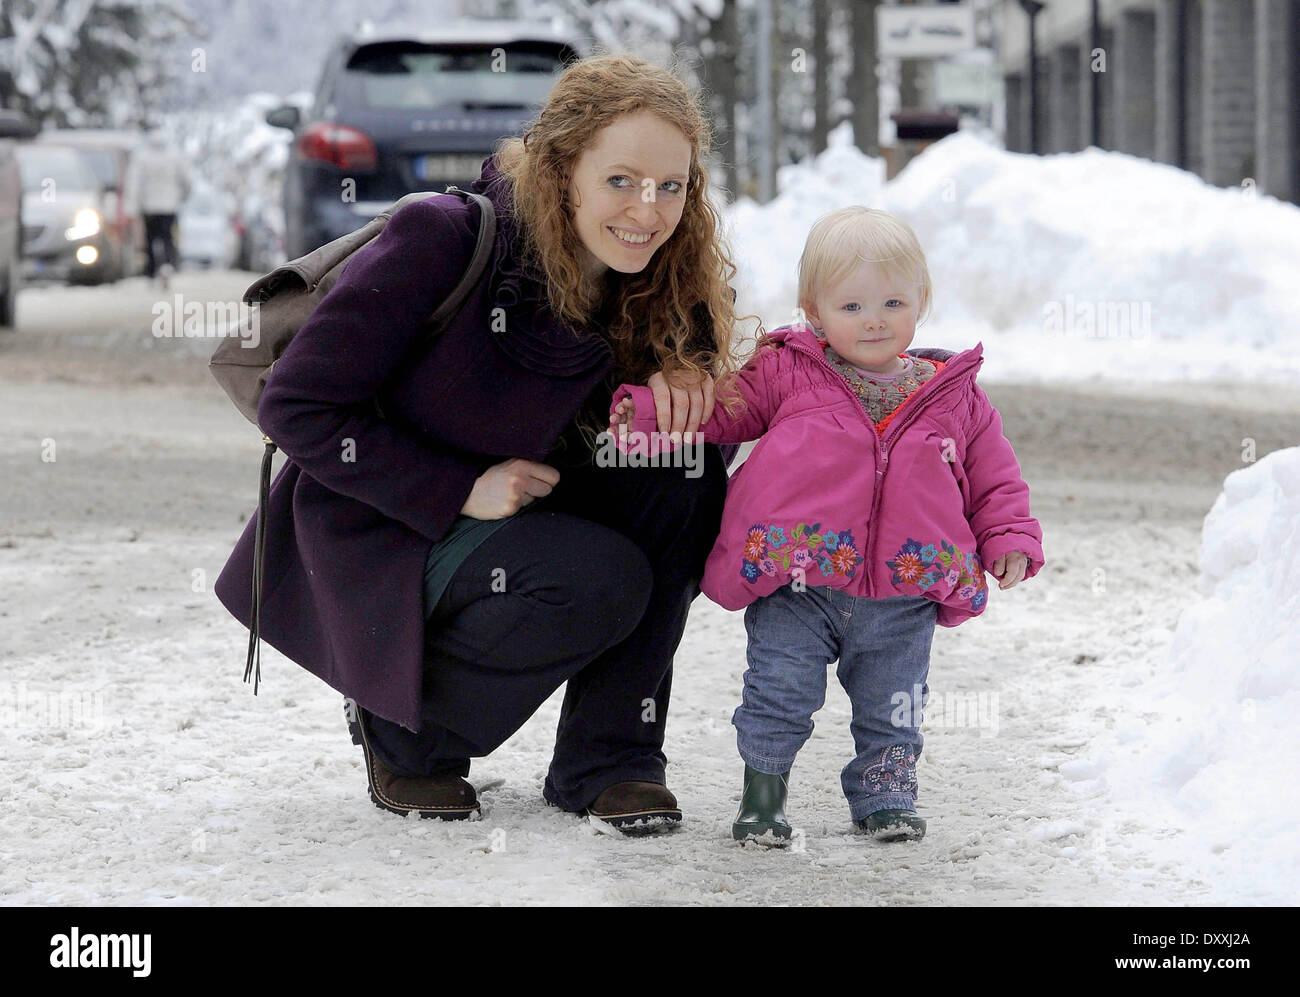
top-left (843, 227), bottom-right (925, 293)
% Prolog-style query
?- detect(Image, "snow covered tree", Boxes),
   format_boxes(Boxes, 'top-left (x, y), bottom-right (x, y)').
top-left (0, 0), bottom-right (203, 127)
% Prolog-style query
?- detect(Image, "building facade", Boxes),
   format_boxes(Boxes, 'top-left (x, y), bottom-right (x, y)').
top-left (995, 0), bottom-right (1300, 202)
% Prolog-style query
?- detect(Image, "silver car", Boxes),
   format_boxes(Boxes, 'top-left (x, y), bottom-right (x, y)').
top-left (15, 143), bottom-right (111, 285)
top-left (36, 129), bottom-right (146, 280)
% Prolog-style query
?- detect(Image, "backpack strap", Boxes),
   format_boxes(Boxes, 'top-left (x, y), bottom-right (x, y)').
top-left (428, 186), bottom-right (496, 334)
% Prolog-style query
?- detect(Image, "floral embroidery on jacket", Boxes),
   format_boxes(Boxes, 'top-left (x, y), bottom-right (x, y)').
top-left (861, 744), bottom-right (918, 795)
top-left (740, 522), bottom-right (863, 583)
top-left (886, 537), bottom-right (987, 610)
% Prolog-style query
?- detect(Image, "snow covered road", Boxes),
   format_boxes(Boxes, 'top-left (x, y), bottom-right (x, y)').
top-left (3, 275), bottom-right (1295, 905)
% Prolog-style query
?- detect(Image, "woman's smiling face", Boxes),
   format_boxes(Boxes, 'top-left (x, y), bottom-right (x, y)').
top-left (567, 110), bottom-right (693, 280)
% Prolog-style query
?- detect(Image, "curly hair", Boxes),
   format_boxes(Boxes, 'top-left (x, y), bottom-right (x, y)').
top-left (493, 52), bottom-right (753, 443)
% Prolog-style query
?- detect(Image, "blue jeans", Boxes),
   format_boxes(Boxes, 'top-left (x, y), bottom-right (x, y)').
top-left (733, 583), bottom-right (939, 820)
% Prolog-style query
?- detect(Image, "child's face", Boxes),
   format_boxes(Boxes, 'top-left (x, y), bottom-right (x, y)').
top-left (805, 262), bottom-right (920, 374)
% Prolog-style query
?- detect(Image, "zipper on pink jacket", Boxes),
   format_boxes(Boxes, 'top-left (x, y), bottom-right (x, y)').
top-left (865, 372), bottom-right (970, 585)
top-left (784, 339), bottom-right (888, 594)
top-left (784, 333), bottom-right (976, 597)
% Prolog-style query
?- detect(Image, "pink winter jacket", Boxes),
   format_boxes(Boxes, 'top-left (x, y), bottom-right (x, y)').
top-left (609, 322), bottom-right (1045, 627)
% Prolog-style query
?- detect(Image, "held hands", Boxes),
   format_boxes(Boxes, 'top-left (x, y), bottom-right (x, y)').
top-left (459, 457), bottom-right (559, 520)
top-left (989, 551), bottom-right (1029, 590)
top-left (607, 368), bottom-right (715, 439)
top-left (645, 368), bottom-right (715, 439)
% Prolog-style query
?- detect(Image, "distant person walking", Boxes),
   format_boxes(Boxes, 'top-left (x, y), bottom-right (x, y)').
top-left (125, 127), bottom-right (191, 287)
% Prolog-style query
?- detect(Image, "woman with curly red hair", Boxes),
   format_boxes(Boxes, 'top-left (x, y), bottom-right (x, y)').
top-left (215, 53), bottom-right (745, 834)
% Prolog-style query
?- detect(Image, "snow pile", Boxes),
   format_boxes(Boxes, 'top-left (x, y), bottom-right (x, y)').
top-left (1108, 447), bottom-right (1300, 901)
top-left (725, 129), bottom-right (1300, 383)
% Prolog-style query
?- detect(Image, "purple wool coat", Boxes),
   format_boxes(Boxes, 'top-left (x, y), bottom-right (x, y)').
top-left (214, 156), bottom-right (651, 731)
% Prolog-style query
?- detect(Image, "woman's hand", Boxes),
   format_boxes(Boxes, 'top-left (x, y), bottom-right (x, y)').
top-left (989, 551), bottom-right (1029, 590)
top-left (647, 368), bottom-right (716, 438)
top-left (459, 457), bottom-right (559, 519)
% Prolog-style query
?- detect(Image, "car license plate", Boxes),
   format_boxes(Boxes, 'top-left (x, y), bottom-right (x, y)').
top-left (412, 153), bottom-right (485, 181)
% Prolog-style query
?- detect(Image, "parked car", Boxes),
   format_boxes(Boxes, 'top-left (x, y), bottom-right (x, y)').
top-left (36, 129), bottom-right (145, 281)
top-left (179, 181), bottom-right (240, 268)
top-left (0, 110), bottom-right (36, 329)
top-left (267, 20), bottom-right (585, 258)
top-left (15, 143), bottom-right (112, 286)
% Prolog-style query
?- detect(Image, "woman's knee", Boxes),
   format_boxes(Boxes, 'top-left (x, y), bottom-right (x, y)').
top-left (501, 512), bottom-right (653, 650)
top-left (560, 526), bottom-right (653, 647)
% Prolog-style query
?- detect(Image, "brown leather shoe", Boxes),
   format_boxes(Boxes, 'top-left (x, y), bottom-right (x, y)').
top-left (345, 698), bottom-right (479, 820)
top-left (585, 781), bottom-right (682, 835)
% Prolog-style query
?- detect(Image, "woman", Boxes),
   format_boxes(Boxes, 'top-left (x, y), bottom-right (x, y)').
top-left (213, 54), bottom-right (745, 834)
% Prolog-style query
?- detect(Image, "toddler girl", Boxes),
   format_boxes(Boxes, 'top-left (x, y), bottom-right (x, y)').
top-left (608, 206), bottom-right (1044, 843)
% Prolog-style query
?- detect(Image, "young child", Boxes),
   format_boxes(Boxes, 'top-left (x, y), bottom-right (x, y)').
top-left (608, 206), bottom-right (1044, 844)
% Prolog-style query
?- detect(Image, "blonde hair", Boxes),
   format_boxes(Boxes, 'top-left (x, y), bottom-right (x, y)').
top-left (794, 206), bottom-right (933, 333)
top-left (492, 52), bottom-right (749, 440)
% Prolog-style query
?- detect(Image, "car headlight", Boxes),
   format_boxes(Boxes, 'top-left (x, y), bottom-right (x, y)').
top-left (65, 208), bottom-right (101, 241)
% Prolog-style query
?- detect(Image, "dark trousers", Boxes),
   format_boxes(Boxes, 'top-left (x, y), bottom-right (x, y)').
top-left (360, 444), bottom-right (729, 812)
top-left (143, 213), bottom-right (179, 277)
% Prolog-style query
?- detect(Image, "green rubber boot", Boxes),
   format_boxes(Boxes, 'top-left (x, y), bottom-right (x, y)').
top-left (856, 808), bottom-right (926, 842)
top-left (732, 765), bottom-right (793, 845)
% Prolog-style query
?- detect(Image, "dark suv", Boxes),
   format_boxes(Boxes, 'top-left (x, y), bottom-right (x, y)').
top-left (268, 20), bottom-right (585, 258)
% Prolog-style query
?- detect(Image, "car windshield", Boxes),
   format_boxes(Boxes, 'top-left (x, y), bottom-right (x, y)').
top-left (17, 145), bottom-right (98, 193)
top-left (340, 41), bottom-right (569, 109)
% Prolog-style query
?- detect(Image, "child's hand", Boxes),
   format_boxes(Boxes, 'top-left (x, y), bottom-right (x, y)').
top-left (989, 551), bottom-right (1029, 590)
top-left (609, 396), bottom-right (636, 429)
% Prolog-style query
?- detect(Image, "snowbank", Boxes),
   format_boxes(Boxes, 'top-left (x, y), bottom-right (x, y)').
top-left (724, 129), bottom-right (1300, 384)
top-left (1102, 447), bottom-right (1300, 903)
